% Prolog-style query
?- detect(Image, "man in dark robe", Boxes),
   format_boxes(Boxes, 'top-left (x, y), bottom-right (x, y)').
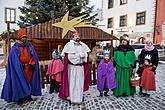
top-left (1, 28), bottom-right (41, 104)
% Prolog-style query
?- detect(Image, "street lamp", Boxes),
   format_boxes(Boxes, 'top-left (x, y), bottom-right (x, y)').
top-left (5, 8), bottom-right (16, 30)
top-left (0, 8), bottom-right (16, 67)
top-left (4, 8), bottom-right (16, 65)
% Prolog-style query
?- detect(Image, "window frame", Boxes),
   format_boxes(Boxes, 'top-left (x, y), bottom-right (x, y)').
top-left (107, 17), bottom-right (114, 28)
top-left (108, 0), bottom-right (114, 9)
top-left (120, 0), bottom-right (127, 5)
top-left (136, 11), bottom-right (146, 25)
top-left (119, 14), bottom-right (127, 27)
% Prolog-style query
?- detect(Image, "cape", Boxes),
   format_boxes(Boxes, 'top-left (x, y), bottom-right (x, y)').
top-left (1, 42), bottom-right (41, 102)
top-left (140, 66), bottom-right (156, 91)
top-left (46, 59), bottom-right (64, 82)
top-left (61, 40), bottom-right (91, 56)
top-left (97, 59), bottom-right (116, 91)
top-left (58, 53), bottom-right (90, 100)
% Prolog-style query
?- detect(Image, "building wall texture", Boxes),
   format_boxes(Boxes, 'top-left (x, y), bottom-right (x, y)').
top-left (99, 0), bottom-right (156, 40)
top-left (155, 0), bottom-right (165, 44)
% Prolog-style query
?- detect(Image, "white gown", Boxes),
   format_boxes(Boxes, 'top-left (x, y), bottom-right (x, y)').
top-left (61, 40), bottom-right (90, 103)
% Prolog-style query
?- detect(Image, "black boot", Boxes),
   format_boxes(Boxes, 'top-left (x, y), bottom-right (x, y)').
top-left (82, 96), bottom-right (85, 102)
top-left (25, 95), bottom-right (33, 101)
top-left (104, 91), bottom-right (109, 97)
top-left (139, 87), bottom-right (143, 95)
top-left (17, 99), bottom-right (24, 105)
top-left (49, 79), bottom-right (56, 93)
top-left (145, 93), bottom-right (150, 97)
top-left (54, 81), bottom-right (60, 93)
top-left (99, 92), bottom-right (103, 97)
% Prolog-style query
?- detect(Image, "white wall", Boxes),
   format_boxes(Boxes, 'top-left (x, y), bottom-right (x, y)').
top-left (0, 0), bottom-right (25, 34)
top-left (99, 0), bottom-right (156, 36)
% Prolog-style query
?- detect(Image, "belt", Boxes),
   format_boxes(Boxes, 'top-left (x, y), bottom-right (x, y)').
top-left (22, 63), bottom-right (29, 70)
top-left (68, 61), bottom-right (84, 66)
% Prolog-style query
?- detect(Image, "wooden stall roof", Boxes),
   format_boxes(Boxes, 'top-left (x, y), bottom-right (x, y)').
top-left (9, 17), bottom-right (118, 41)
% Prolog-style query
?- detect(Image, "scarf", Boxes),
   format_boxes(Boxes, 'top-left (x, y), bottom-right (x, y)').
top-left (117, 45), bottom-right (134, 56)
top-left (144, 45), bottom-right (155, 51)
top-left (104, 59), bottom-right (110, 63)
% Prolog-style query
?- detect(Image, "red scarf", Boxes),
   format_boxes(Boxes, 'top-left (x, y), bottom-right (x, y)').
top-left (104, 59), bottom-right (110, 63)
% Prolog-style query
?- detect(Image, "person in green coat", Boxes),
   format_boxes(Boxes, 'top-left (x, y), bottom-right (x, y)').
top-left (113, 34), bottom-right (137, 97)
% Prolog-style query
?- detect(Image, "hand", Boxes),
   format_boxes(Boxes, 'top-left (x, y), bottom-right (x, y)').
top-left (29, 64), bottom-right (35, 70)
top-left (114, 67), bottom-right (116, 72)
top-left (80, 53), bottom-right (85, 59)
top-left (139, 64), bottom-right (143, 67)
top-left (132, 68), bottom-right (136, 74)
top-left (139, 67), bottom-right (144, 73)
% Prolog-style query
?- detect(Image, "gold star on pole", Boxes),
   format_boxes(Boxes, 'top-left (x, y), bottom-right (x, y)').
top-left (52, 11), bottom-right (96, 39)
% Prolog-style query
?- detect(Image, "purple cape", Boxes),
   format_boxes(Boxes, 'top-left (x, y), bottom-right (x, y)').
top-left (97, 59), bottom-right (116, 92)
top-left (1, 42), bottom-right (41, 102)
top-left (59, 53), bottom-right (90, 100)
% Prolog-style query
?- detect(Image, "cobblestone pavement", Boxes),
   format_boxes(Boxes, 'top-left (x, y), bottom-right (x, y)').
top-left (0, 63), bottom-right (165, 110)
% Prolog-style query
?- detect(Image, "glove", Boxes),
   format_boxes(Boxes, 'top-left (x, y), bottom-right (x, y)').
top-left (22, 64), bottom-right (26, 70)
top-left (29, 64), bottom-right (35, 70)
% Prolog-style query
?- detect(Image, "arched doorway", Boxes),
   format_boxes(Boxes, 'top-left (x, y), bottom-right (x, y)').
top-left (137, 37), bottom-right (146, 44)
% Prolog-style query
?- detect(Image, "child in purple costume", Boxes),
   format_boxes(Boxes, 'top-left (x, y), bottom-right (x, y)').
top-left (97, 50), bottom-right (116, 97)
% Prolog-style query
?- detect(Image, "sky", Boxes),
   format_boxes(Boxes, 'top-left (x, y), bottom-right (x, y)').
top-left (89, 0), bottom-right (102, 10)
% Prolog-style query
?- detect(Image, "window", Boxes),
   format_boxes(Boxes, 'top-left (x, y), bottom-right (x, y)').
top-left (136, 11), bottom-right (146, 25)
top-left (5, 8), bottom-right (16, 23)
top-left (107, 17), bottom-right (113, 28)
top-left (108, 0), bottom-right (113, 8)
top-left (120, 0), bottom-right (127, 5)
top-left (119, 15), bottom-right (127, 27)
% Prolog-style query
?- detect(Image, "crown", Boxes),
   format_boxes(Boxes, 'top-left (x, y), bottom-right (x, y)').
top-left (103, 49), bottom-right (110, 56)
top-left (144, 54), bottom-right (151, 60)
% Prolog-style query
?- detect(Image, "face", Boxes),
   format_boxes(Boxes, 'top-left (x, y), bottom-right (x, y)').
top-left (146, 41), bottom-right (152, 47)
top-left (20, 37), bottom-right (28, 44)
top-left (72, 32), bottom-right (80, 42)
top-left (144, 60), bottom-right (149, 65)
top-left (104, 55), bottom-right (110, 60)
top-left (121, 39), bottom-right (128, 45)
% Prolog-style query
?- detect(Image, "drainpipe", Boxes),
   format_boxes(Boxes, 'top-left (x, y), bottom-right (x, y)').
top-left (153, 0), bottom-right (158, 43)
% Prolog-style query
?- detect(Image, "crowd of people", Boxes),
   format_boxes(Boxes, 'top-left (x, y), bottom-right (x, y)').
top-left (1, 28), bottom-right (159, 105)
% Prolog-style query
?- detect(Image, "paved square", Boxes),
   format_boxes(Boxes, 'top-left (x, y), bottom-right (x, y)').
top-left (0, 63), bottom-right (165, 110)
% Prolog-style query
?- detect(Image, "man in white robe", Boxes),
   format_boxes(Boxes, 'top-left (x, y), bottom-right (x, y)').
top-left (59, 31), bottom-right (91, 104)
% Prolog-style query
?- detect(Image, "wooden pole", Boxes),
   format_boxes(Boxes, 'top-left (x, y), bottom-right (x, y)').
top-left (0, 40), bottom-right (7, 68)
top-left (0, 22), bottom-right (10, 68)
top-left (7, 22), bottom-right (11, 63)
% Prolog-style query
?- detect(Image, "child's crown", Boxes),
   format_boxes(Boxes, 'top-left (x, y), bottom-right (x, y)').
top-left (145, 54), bottom-right (151, 60)
top-left (104, 49), bottom-right (110, 54)
top-left (103, 49), bottom-right (110, 56)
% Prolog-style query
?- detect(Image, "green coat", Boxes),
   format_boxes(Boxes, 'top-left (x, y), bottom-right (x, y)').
top-left (113, 50), bottom-right (137, 96)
